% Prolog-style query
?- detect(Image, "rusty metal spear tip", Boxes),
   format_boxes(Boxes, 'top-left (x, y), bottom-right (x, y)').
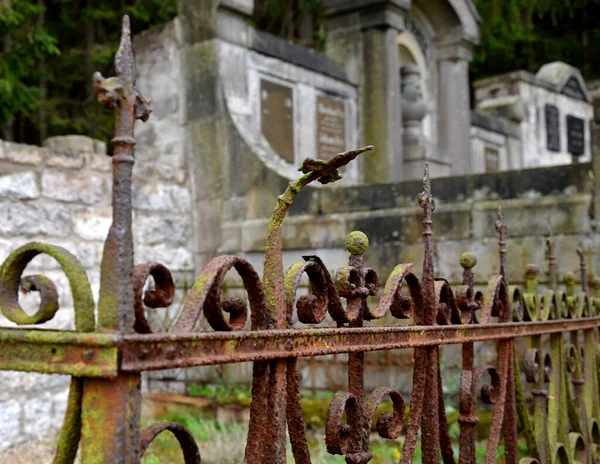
top-left (115, 15), bottom-right (135, 83)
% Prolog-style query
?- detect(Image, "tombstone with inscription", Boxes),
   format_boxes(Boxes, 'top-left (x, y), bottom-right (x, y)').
top-left (260, 79), bottom-right (295, 163)
top-left (545, 104), bottom-right (560, 152)
top-left (567, 115), bottom-right (585, 157)
top-left (316, 95), bottom-right (346, 159)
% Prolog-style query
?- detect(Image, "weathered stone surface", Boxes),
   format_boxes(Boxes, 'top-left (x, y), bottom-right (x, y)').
top-left (0, 400), bottom-right (22, 450)
top-left (45, 151), bottom-right (85, 169)
top-left (2, 142), bottom-right (43, 165)
top-left (41, 170), bottom-right (108, 205)
top-left (40, 204), bottom-right (72, 237)
top-left (0, 202), bottom-right (71, 238)
top-left (134, 214), bottom-right (191, 245)
top-left (43, 135), bottom-right (96, 153)
top-left (23, 392), bottom-right (55, 438)
top-left (137, 245), bottom-right (194, 271)
top-left (133, 183), bottom-right (192, 212)
top-left (0, 202), bottom-right (61, 237)
top-left (85, 152), bottom-right (111, 172)
top-left (73, 208), bottom-right (111, 241)
top-left (0, 172), bottom-right (39, 199)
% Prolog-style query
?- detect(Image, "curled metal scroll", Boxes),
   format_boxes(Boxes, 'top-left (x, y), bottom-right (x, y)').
top-left (284, 257), bottom-right (330, 325)
top-left (362, 387), bottom-right (405, 440)
top-left (140, 422), bottom-right (201, 463)
top-left (0, 242), bottom-right (95, 331)
top-left (325, 392), bottom-right (360, 456)
top-left (172, 255), bottom-right (266, 332)
top-left (133, 262), bottom-right (175, 333)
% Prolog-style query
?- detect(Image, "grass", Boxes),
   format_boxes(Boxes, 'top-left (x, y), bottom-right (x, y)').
top-left (141, 389), bottom-right (531, 463)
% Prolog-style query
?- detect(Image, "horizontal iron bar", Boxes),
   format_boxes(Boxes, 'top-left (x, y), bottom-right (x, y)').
top-left (0, 329), bottom-right (119, 377)
top-left (3, 318), bottom-right (599, 375)
top-left (119, 317), bottom-right (600, 372)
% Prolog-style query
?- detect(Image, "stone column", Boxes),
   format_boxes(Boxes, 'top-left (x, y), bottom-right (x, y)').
top-left (436, 37), bottom-right (474, 176)
top-left (325, 0), bottom-right (409, 183)
top-left (591, 88), bottom-right (600, 230)
top-left (178, 0), bottom-right (254, 270)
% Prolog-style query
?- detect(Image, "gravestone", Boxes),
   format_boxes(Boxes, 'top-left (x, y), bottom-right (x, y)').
top-left (261, 78), bottom-right (295, 163)
top-left (545, 104), bottom-right (560, 152)
top-left (567, 115), bottom-right (585, 156)
top-left (316, 95), bottom-right (346, 159)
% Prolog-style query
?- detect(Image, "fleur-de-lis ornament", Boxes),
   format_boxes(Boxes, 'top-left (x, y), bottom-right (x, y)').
top-left (94, 15), bottom-right (152, 331)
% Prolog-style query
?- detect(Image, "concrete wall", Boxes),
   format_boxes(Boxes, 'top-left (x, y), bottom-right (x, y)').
top-left (0, 133), bottom-right (195, 451)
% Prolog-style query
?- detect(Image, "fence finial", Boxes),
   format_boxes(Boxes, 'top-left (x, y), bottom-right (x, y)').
top-left (495, 202), bottom-right (508, 279)
top-left (94, 15), bottom-right (152, 331)
top-left (545, 218), bottom-right (557, 289)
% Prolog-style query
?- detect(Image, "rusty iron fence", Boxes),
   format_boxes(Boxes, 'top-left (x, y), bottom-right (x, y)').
top-left (2, 16), bottom-right (600, 464)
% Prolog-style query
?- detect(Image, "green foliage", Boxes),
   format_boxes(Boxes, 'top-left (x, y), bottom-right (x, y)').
top-left (0, 0), bottom-right (58, 128)
top-left (187, 383), bottom-right (253, 406)
top-left (5, 0), bottom-right (600, 144)
top-left (253, 0), bottom-right (325, 48)
top-left (0, 0), bottom-right (176, 144)
top-left (472, 0), bottom-right (600, 82)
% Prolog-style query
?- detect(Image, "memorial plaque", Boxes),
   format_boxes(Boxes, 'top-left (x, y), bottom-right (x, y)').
top-left (261, 79), bottom-right (294, 163)
top-left (545, 104), bottom-right (560, 152)
top-left (567, 115), bottom-right (585, 156)
top-left (316, 95), bottom-right (346, 159)
top-left (561, 76), bottom-right (587, 101)
top-left (485, 147), bottom-right (499, 173)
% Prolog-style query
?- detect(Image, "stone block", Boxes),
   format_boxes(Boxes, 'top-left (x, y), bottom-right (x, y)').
top-left (240, 219), bottom-right (269, 252)
top-left (0, 400), bottom-right (22, 451)
top-left (0, 372), bottom-right (68, 398)
top-left (282, 216), bottom-right (346, 250)
top-left (45, 151), bottom-right (85, 169)
top-left (75, 241), bottom-right (101, 268)
top-left (219, 223), bottom-right (241, 253)
top-left (52, 388), bottom-right (70, 421)
top-left (472, 196), bottom-right (589, 239)
top-left (23, 391), bottom-right (55, 439)
top-left (40, 203), bottom-right (72, 237)
top-left (74, 208), bottom-right (111, 241)
top-left (346, 210), bottom-right (423, 246)
top-left (134, 214), bottom-right (192, 246)
top-left (0, 202), bottom-right (48, 237)
top-left (136, 245), bottom-right (194, 271)
top-left (2, 142), bottom-right (43, 165)
top-left (43, 135), bottom-right (95, 153)
top-left (41, 170), bottom-right (109, 205)
top-left (133, 183), bottom-right (192, 213)
top-left (0, 171), bottom-right (39, 199)
top-left (85, 152), bottom-right (111, 172)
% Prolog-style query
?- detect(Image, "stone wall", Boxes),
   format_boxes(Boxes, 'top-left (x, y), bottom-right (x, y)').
top-left (0, 134), bottom-right (196, 451)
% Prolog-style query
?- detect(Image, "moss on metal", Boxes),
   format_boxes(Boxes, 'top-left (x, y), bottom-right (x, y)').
top-left (0, 242), bottom-right (95, 332)
top-left (345, 231), bottom-right (369, 256)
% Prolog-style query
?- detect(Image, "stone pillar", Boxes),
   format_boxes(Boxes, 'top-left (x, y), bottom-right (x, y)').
top-left (178, 0), bottom-right (254, 269)
top-left (436, 37), bottom-right (474, 176)
top-left (591, 88), bottom-right (600, 230)
top-left (325, 0), bottom-right (409, 183)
